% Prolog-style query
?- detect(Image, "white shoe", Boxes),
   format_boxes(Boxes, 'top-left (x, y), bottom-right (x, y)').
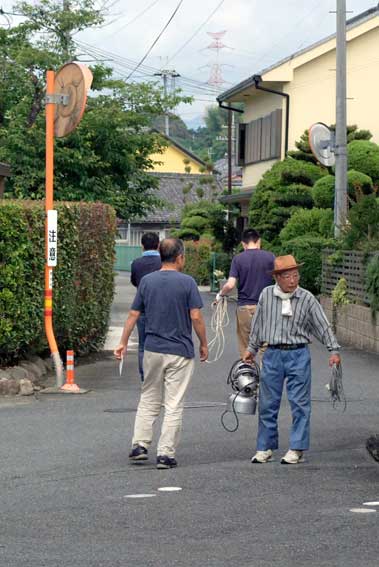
top-left (281, 449), bottom-right (304, 464)
top-left (251, 449), bottom-right (273, 463)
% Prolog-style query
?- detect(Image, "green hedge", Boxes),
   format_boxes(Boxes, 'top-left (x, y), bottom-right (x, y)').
top-left (183, 241), bottom-right (212, 285)
top-left (0, 200), bottom-right (116, 365)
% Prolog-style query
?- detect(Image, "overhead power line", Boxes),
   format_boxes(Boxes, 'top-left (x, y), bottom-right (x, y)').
top-left (166, 0), bottom-right (226, 64)
top-left (100, 0), bottom-right (160, 42)
top-left (126, 0), bottom-right (185, 81)
top-left (75, 39), bottom-right (220, 96)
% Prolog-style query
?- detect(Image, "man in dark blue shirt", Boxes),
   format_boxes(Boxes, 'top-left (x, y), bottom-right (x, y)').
top-left (130, 232), bottom-right (161, 381)
top-left (217, 228), bottom-right (275, 357)
top-left (115, 238), bottom-right (208, 469)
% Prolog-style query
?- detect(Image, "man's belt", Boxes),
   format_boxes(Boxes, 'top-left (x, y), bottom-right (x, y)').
top-left (268, 344), bottom-right (308, 350)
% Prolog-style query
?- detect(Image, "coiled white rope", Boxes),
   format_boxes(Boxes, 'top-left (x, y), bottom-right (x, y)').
top-left (328, 363), bottom-right (346, 411)
top-left (206, 297), bottom-right (230, 363)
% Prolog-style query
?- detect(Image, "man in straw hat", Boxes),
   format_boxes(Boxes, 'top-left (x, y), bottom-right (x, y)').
top-left (243, 255), bottom-right (341, 465)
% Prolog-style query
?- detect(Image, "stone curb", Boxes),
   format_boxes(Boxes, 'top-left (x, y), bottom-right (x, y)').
top-left (0, 355), bottom-right (52, 397)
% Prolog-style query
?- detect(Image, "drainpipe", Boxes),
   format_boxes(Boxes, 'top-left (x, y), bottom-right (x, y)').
top-left (218, 101), bottom-right (244, 194)
top-left (252, 75), bottom-right (290, 156)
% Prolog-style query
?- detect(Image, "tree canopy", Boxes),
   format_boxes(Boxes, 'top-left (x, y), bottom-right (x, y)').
top-left (0, 0), bottom-right (190, 219)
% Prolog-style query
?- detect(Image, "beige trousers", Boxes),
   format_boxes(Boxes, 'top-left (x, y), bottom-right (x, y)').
top-left (236, 304), bottom-right (257, 358)
top-left (132, 350), bottom-right (194, 457)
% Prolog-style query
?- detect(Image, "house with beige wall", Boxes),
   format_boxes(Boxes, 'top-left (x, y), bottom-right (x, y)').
top-left (217, 5), bottom-right (379, 221)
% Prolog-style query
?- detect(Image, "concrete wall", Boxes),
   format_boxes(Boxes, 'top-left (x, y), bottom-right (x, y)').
top-left (321, 297), bottom-right (379, 354)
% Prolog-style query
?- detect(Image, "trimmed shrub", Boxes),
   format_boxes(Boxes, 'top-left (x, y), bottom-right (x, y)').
top-left (256, 158), bottom-right (327, 192)
top-left (279, 208), bottom-right (334, 242)
top-left (347, 140), bottom-right (379, 182)
top-left (250, 158), bottom-right (327, 242)
top-left (0, 200), bottom-right (116, 365)
top-left (181, 215), bottom-right (209, 232)
top-left (344, 194), bottom-right (379, 249)
top-left (313, 175), bottom-right (335, 209)
top-left (275, 183), bottom-right (313, 208)
top-left (177, 227), bottom-right (200, 241)
top-left (347, 169), bottom-right (373, 197)
top-left (183, 240), bottom-right (212, 285)
top-left (365, 255), bottom-right (379, 315)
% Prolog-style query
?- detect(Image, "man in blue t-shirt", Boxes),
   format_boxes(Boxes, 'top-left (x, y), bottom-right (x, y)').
top-left (130, 232), bottom-right (161, 382)
top-left (217, 228), bottom-right (275, 357)
top-left (114, 238), bottom-right (208, 469)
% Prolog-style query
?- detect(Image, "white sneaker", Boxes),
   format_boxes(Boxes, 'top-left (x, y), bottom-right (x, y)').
top-left (251, 449), bottom-right (273, 463)
top-left (281, 449), bottom-right (304, 464)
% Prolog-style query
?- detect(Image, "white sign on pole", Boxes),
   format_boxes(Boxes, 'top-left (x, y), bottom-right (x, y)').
top-left (47, 210), bottom-right (58, 267)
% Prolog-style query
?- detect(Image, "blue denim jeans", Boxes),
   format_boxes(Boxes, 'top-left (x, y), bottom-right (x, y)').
top-left (137, 315), bottom-right (146, 382)
top-left (257, 346), bottom-right (312, 452)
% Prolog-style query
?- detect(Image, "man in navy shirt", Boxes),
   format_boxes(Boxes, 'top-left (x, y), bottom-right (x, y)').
top-left (130, 232), bottom-right (161, 381)
top-left (115, 238), bottom-right (208, 469)
top-left (217, 228), bottom-right (275, 357)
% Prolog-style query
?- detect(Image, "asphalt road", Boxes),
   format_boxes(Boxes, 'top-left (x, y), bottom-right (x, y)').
top-left (1, 273), bottom-right (378, 567)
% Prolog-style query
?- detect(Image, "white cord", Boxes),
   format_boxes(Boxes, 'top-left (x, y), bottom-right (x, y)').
top-left (206, 297), bottom-right (230, 363)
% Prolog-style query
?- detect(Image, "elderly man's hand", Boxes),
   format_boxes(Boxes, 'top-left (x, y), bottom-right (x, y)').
top-left (329, 353), bottom-right (341, 367)
top-left (242, 350), bottom-right (255, 364)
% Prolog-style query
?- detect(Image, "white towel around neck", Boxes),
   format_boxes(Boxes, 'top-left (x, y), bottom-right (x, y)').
top-left (273, 284), bottom-right (297, 316)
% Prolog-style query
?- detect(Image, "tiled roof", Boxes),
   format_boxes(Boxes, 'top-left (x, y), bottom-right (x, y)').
top-left (133, 172), bottom-right (222, 224)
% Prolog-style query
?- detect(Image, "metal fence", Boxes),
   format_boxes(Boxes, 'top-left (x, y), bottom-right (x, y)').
top-left (114, 242), bottom-right (141, 271)
top-left (322, 249), bottom-right (373, 304)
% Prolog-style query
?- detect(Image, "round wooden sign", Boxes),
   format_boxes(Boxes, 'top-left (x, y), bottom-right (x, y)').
top-left (54, 62), bottom-right (93, 138)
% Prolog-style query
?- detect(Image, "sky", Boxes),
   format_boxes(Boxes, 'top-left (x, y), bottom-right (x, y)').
top-left (0, 0), bottom-right (376, 127)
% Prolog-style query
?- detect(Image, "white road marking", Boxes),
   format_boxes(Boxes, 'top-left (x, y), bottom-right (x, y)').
top-left (158, 487), bottom-right (182, 492)
top-left (363, 501), bottom-right (379, 506)
top-left (349, 508), bottom-right (376, 513)
top-left (124, 494), bottom-right (157, 499)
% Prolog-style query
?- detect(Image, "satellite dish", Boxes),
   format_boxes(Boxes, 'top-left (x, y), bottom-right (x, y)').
top-left (309, 122), bottom-right (335, 167)
top-left (54, 62), bottom-right (93, 138)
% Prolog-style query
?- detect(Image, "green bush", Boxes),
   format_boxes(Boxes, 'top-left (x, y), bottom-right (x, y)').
top-left (344, 194), bottom-right (379, 249)
top-left (313, 175), bottom-right (335, 209)
top-left (365, 255), bottom-right (379, 315)
top-left (347, 140), bottom-right (379, 182)
top-left (347, 169), bottom-right (373, 197)
top-left (181, 215), bottom-right (209, 232)
top-left (274, 183), bottom-right (313, 208)
top-left (183, 240), bottom-right (212, 285)
top-left (177, 227), bottom-right (200, 241)
top-left (279, 235), bottom-right (334, 295)
top-left (250, 158), bottom-right (327, 242)
top-left (257, 158), bottom-right (327, 192)
top-left (312, 171), bottom-right (373, 209)
top-left (0, 200), bottom-right (116, 365)
top-left (279, 208), bottom-right (334, 242)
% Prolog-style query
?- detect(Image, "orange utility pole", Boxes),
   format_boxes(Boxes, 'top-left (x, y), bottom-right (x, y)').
top-left (43, 63), bottom-right (93, 392)
top-left (45, 69), bottom-right (64, 387)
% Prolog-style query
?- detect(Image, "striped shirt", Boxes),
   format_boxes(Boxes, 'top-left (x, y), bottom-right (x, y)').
top-left (247, 285), bottom-right (340, 354)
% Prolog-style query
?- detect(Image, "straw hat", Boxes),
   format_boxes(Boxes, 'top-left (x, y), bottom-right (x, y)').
top-left (272, 255), bottom-right (303, 275)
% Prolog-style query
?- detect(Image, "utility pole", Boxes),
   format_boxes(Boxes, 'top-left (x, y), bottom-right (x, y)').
top-left (62, 0), bottom-right (72, 61)
top-left (334, 0), bottom-right (348, 237)
top-left (227, 108), bottom-right (232, 194)
top-left (154, 69), bottom-right (180, 137)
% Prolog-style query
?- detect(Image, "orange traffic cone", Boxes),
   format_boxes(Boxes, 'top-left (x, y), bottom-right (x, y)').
top-left (60, 350), bottom-right (81, 393)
